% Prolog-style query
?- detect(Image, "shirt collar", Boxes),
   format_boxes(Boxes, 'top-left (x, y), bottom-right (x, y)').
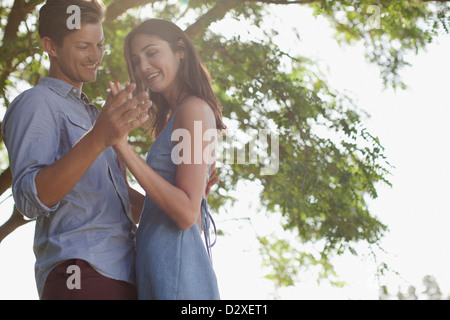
top-left (39, 77), bottom-right (82, 99)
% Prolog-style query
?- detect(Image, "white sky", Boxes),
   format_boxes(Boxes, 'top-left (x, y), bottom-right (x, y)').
top-left (1, 4), bottom-right (450, 300)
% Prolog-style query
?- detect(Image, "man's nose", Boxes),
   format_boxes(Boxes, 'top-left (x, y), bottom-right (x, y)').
top-left (89, 46), bottom-right (103, 63)
top-left (96, 46), bottom-right (104, 62)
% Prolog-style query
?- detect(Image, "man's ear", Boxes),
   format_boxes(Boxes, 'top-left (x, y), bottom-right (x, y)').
top-left (41, 36), bottom-right (58, 58)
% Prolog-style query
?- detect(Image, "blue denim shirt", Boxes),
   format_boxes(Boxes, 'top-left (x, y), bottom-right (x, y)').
top-left (2, 77), bottom-right (136, 297)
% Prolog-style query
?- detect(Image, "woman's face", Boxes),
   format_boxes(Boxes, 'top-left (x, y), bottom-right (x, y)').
top-left (130, 34), bottom-right (184, 97)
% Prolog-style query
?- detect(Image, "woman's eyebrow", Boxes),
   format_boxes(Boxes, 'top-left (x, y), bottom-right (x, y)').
top-left (131, 43), bottom-right (157, 58)
top-left (140, 43), bottom-right (157, 52)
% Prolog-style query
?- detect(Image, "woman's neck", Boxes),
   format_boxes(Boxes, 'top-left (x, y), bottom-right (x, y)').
top-left (163, 78), bottom-right (192, 110)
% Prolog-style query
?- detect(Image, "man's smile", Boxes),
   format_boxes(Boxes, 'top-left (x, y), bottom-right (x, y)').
top-left (82, 62), bottom-right (99, 70)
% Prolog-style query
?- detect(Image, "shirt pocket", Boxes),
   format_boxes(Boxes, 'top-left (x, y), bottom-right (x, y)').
top-left (64, 114), bottom-right (91, 147)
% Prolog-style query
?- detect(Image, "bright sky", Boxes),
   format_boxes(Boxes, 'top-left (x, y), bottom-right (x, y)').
top-left (1, 4), bottom-right (450, 300)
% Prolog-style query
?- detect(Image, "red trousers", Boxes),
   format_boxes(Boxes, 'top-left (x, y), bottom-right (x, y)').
top-left (41, 259), bottom-right (137, 300)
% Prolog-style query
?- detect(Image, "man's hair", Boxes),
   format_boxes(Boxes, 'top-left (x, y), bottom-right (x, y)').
top-left (38, 0), bottom-right (106, 46)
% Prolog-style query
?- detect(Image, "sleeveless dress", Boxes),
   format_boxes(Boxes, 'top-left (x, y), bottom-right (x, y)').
top-left (135, 112), bottom-right (220, 300)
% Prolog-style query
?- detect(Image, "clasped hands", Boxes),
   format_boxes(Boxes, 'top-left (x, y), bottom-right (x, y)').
top-left (91, 81), bottom-right (151, 152)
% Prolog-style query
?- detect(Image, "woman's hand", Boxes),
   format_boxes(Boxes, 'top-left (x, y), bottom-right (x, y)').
top-left (205, 161), bottom-right (219, 198)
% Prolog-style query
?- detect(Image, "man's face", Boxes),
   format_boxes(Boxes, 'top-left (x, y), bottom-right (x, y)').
top-left (52, 22), bottom-right (104, 88)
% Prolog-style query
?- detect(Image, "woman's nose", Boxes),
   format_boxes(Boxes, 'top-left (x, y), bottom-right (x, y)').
top-left (140, 59), bottom-right (152, 73)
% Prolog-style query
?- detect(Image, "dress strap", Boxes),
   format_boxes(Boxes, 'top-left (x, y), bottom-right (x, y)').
top-left (201, 198), bottom-right (217, 263)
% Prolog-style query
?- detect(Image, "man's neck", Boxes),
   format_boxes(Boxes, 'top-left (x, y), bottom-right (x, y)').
top-left (48, 68), bottom-right (83, 91)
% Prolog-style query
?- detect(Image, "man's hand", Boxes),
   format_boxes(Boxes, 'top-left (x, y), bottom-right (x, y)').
top-left (90, 83), bottom-right (152, 151)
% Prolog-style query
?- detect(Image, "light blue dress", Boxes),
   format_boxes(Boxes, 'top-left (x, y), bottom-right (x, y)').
top-left (135, 112), bottom-right (220, 300)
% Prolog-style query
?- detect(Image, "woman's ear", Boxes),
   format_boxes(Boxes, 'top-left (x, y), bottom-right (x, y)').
top-left (176, 39), bottom-right (186, 61)
top-left (41, 36), bottom-right (58, 58)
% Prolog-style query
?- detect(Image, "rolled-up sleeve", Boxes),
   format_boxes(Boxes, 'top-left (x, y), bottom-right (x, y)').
top-left (2, 89), bottom-right (61, 219)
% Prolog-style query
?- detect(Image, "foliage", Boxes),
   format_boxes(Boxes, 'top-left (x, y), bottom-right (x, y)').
top-left (310, 0), bottom-right (448, 89)
top-left (379, 275), bottom-right (450, 300)
top-left (1, 0), bottom-right (448, 289)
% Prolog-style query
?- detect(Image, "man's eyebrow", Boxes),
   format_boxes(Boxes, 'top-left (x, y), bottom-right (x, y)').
top-left (74, 38), bottom-right (105, 45)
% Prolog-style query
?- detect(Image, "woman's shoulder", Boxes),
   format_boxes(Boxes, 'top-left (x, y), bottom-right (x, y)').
top-left (175, 96), bottom-right (215, 127)
top-left (180, 96), bottom-right (212, 114)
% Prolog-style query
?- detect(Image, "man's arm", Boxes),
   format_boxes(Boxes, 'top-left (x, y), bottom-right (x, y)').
top-left (35, 129), bottom-right (108, 208)
top-left (35, 84), bottom-right (151, 208)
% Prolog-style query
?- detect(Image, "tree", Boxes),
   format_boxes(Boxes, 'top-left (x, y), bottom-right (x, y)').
top-left (0, 0), bottom-right (448, 289)
top-left (380, 275), bottom-right (449, 300)
top-left (422, 275), bottom-right (443, 300)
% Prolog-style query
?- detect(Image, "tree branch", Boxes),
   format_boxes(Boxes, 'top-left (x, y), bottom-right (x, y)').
top-left (104, 0), bottom-right (162, 22)
top-left (244, 0), bottom-right (318, 4)
top-left (102, 0), bottom-right (450, 41)
top-left (3, 0), bottom-right (43, 42)
top-left (246, 0), bottom-right (450, 3)
top-left (244, 0), bottom-right (450, 4)
top-left (0, 167), bottom-right (12, 197)
top-left (1, 0), bottom-right (43, 100)
top-left (185, 0), bottom-right (236, 39)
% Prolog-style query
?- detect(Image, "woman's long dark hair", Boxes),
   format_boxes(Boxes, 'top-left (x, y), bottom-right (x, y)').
top-left (124, 19), bottom-right (226, 138)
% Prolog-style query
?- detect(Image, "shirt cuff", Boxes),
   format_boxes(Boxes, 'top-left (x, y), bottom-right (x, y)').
top-left (16, 170), bottom-right (60, 218)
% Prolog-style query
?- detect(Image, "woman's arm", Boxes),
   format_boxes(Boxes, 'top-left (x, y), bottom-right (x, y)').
top-left (114, 98), bottom-right (217, 231)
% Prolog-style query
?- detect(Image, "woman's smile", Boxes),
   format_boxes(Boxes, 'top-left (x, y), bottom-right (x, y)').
top-left (145, 71), bottom-right (161, 84)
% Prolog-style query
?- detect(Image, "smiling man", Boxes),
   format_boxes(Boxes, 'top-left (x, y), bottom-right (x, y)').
top-left (1, 0), bottom-right (152, 300)
top-left (42, 22), bottom-right (104, 88)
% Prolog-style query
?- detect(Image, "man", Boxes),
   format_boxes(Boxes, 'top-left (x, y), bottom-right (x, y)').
top-left (2, 0), bottom-right (152, 299)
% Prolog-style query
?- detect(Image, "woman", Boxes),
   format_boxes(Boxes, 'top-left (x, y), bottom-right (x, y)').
top-left (112, 19), bottom-right (226, 300)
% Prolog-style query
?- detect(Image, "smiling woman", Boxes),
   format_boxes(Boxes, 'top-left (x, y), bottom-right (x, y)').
top-left (129, 34), bottom-right (181, 100)
top-left (124, 19), bottom-right (227, 139)
top-left (117, 18), bottom-right (228, 300)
